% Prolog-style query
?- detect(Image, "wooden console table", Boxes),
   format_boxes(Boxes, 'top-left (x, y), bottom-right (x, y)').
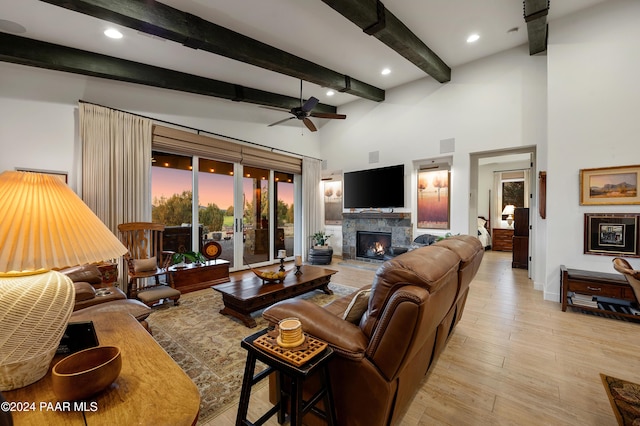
top-left (170, 259), bottom-right (230, 293)
top-left (560, 265), bottom-right (637, 319)
top-left (3, 311), bottom-right (200, 426)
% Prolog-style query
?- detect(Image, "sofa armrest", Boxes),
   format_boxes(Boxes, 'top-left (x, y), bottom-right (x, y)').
top-left (263, 299), bottom-right (368, 359)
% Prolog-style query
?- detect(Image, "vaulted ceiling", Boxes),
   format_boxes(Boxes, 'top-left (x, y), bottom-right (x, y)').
top-left (0, 0), bottom-right (607, 128)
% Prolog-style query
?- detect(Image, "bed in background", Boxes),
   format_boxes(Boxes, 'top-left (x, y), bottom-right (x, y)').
top-left (477, 216), bottom-right (491, 249)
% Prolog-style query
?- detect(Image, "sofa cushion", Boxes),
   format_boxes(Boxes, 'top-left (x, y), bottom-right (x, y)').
top-left (133, 256), bottom-right (158, 272)
top-left (73, 282), bottom-right (96, 302)
top-left (61, 264), bottom-right (102, 285)
top-left (71, 299), bottom-right (152, 322)
top-left (342, 289), bottom-right (371, 323)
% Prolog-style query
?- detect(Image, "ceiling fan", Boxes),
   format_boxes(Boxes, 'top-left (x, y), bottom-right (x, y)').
top-left (265, 81), bottom-right (346, 132)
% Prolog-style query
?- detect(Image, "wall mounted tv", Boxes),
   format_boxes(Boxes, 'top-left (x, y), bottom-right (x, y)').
top-left (343, 164), bottom-right (405, 209)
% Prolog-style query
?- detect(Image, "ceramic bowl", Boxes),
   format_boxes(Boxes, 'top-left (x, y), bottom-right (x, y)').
top-left (52, 345), bottom-right (122, 401)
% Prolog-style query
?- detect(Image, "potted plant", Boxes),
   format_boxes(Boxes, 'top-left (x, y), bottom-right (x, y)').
top-left (171, 251), bottom-right (207, 267)
top-left (311, 231), bottom-right (331, 247)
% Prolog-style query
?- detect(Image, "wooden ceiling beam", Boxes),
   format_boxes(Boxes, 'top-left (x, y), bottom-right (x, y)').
top-left (38, 0), bottom-right (385, 102)
top-left (524, 0), bottom-right (549, 55)
top-left (0, 33), bottom-right (338, 114)
top-left (320, 0), bottom-right (451, 83)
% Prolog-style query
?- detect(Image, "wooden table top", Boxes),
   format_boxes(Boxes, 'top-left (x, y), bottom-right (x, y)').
top-left (3, 311), bottom-right (200, 426)
top-left (212, 265), bottom-right (337, 300)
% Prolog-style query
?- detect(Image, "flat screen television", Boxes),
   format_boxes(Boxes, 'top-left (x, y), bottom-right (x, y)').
top-left (343, 164), bottom-right (405, 209)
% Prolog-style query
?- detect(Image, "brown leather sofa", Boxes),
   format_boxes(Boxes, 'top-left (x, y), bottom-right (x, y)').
top-left (60, 264), bottom-right (152, 328)
top-left (263, 235), bottom-right (484, 425)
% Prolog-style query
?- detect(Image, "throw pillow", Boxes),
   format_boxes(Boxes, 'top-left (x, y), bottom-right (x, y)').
top-left (342, 289), bottom-right (371, 324)
top-left (133, 256), bottom-right (157, 273)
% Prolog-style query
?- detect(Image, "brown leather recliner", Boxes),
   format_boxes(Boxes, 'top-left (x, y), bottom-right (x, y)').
top-left (263, 235), bottom-right (484, 425)
top-left (59, 264), bottom-right (152, 327)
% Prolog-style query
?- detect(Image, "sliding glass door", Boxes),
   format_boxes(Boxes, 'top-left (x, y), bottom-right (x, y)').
top-left (152, 150), bottom-right (297, 271)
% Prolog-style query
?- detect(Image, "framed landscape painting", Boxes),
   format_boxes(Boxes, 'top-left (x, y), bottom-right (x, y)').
top-left (580, 164), bottom-right (640, 205)
top-left (584, 213), bottom-right (639, 257)
top-left (417, 169), bottom-right (450, 229)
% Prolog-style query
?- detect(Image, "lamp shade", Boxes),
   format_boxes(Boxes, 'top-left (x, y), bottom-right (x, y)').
top-left (0, 171), bottom-right (127, 273)
top-left (501, 204), bottom-right (516, 216)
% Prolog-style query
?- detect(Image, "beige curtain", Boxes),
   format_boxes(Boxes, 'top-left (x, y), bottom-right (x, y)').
top-left (79, 103), bottom-right (152, 289)
top-left (301, 157), bottom-right (322, 260)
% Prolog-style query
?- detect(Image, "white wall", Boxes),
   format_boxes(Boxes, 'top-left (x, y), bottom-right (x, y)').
top-left (546, 0), bottom-right (640, 299)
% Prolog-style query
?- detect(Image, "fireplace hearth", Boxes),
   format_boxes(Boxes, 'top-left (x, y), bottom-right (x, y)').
top-left (357, 231), bottom-right (392, 260)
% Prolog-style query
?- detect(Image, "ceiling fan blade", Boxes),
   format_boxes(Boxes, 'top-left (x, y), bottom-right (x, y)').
top-left (310, 112), bottom-right (347, 120)
top-left (268, 117), bottom-right (295, 127)
top-left (302, 117), bottom-right (317, 132)
top-left (301, 96), bottom-right (319, 112)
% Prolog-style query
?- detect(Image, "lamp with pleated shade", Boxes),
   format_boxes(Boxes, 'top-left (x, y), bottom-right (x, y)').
top-left (0, 170), bottom-right (128, 391)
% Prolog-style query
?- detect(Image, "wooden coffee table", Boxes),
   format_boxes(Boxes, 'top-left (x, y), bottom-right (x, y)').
top-left (212, 265), bottom-right (337, 327)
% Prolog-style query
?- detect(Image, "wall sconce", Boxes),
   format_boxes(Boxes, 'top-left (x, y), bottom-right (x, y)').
top-left (502, 205), bottom-right (516, 228)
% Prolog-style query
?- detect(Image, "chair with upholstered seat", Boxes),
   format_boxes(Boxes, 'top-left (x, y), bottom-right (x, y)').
top-left (612, 257), bottom-right (640, 307)
top-left (118, 222), bottom-right (180, 306)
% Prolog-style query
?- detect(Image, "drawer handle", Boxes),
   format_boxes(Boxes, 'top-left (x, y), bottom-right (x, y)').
top-left (587, 286), bottom-right (602, 292)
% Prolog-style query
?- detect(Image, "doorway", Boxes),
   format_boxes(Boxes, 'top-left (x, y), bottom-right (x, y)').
top-left (469, 147), bottom-right (536, 278)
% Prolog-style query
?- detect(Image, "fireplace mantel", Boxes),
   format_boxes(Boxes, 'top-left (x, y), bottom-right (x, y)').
top-left (342, 213), bottom-right (412, 261)
top-left (343, 212), bottom-right (411, 220)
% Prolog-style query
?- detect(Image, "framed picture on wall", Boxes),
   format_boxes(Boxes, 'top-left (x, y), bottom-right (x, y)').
top-left (15, 167), bottom-right (68, 183)
top-left (580, 164), bottom-right (640, 205)
top-left (417, 169), bottom-right (450, 229)
top-left (323, 180), bottom-right (343, 225)
top-left (584, 213), bottom-right (640, 257)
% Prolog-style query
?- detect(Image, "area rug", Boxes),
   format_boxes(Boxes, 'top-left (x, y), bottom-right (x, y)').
top-left (146, 282), bottom-right (356, 425)
top-left (601, 373), bottom-right (640, 426)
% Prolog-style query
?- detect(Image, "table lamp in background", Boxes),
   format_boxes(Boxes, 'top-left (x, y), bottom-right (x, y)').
top-left (0, 171), bottom-right (128, 391)
top-left (502, 204), bottom-right (516, 228)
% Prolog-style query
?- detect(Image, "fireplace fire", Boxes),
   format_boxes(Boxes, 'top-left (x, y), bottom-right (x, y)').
top-left (357, 231), bottom-right (392, 260)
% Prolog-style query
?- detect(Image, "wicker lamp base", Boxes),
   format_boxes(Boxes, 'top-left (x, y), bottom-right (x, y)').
top-left (0, 270), bottom-right (75, 391)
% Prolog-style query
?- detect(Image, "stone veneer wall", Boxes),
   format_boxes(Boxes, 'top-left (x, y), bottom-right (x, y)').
top-left (342, 213), bottom-right (412, 261)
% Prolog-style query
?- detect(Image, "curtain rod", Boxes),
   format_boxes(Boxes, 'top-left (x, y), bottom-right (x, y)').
top-left (78, 100), bottom-right (322, 161)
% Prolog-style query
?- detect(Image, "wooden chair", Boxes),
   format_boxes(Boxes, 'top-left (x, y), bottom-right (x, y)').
top-left (612, 257), bottom-right (640, 307)
top-left (118, 222), bottom-right (180, 306)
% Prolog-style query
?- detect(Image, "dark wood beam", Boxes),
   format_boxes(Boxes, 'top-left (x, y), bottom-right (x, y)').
top-left (38, 0), bottom-right (385, 102)
top-left (0, 33), bottom-right (338, 114)
top-left (524, 0), bottom-right (549, 55)
top-left (320, 0), bottom-right (451, 83)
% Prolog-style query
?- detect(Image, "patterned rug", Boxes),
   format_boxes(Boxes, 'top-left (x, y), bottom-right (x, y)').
top-left (601, 373), bottom-right (640, 426)
top-left (146, 282), bottom-right (356, 425)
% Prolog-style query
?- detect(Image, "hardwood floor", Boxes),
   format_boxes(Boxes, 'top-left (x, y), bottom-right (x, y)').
top-left (207, 251), bottom-right (639, 425)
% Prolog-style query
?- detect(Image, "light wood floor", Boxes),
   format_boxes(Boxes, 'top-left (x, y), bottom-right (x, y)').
top-left (207, 251), bottom-right (639, 425)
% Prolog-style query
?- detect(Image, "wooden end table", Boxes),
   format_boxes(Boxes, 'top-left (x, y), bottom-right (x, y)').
top-left (212, 265), bottom-right (337, 328)
top-left (236, 328), bottom-right (336, 426)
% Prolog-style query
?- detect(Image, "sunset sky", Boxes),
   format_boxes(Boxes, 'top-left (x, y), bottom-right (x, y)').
top-left (152, 167), bottom-right (293, 209)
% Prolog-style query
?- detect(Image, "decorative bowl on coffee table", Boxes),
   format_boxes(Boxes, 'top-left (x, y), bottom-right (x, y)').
top-left (252, 269), bottom-right (289, 284)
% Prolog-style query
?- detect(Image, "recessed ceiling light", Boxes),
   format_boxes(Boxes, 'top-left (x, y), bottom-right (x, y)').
top-left (381, 68), bottom-right (391, 75)
top-left (466, 34), bottom-right (480, 43)
top-left (326, 90), bottom-right (335, 97)
top-left (104, 28), bottom-right (123, 39)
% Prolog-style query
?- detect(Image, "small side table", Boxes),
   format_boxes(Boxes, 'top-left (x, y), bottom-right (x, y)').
top-left (236, 328), bottom-right (336, 426)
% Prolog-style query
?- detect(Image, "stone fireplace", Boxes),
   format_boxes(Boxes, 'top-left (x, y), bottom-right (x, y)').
top-left (342, 213), bottom-right (412, 262)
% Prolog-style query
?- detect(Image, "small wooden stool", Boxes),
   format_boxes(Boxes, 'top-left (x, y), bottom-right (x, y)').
top-left (236, 328), bottom-right (336, 426)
